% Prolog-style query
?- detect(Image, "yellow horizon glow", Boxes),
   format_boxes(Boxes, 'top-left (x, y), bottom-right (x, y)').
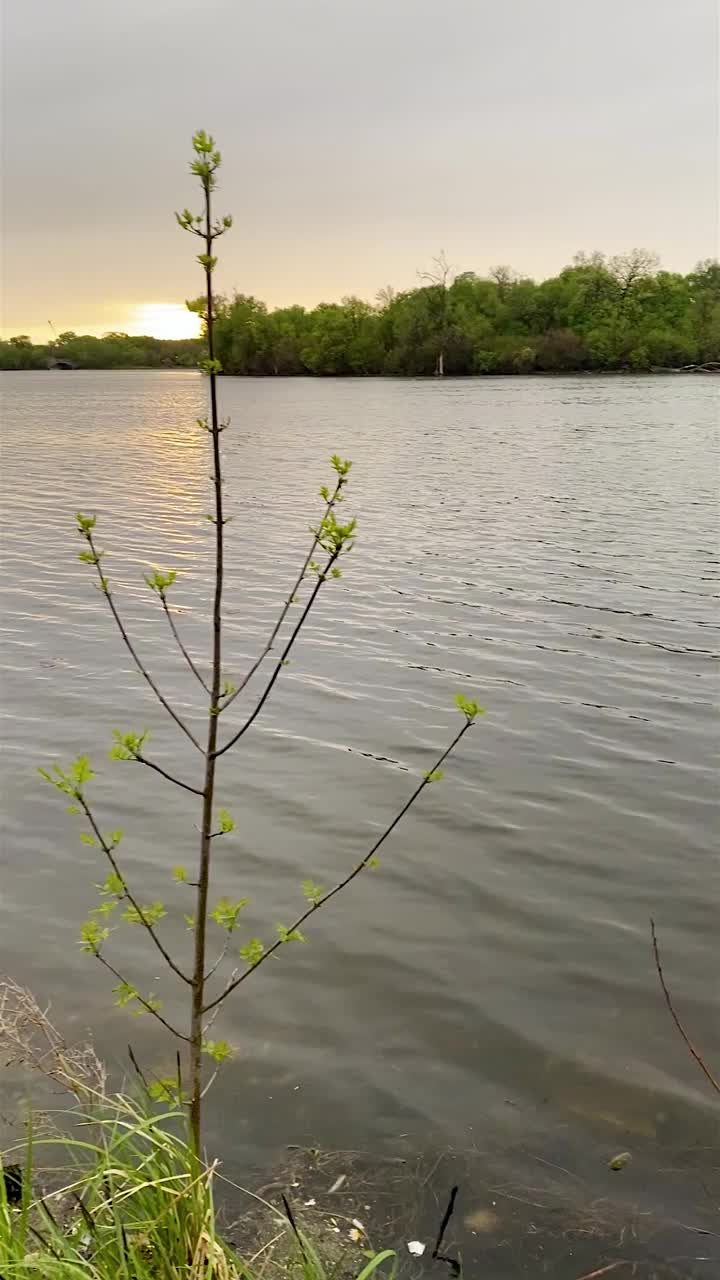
top-left (126, 303), bottom-right (202, 340)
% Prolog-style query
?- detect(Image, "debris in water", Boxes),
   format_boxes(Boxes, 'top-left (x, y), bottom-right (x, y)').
top-left (608, 1151), bottom-right (631, 1171)
top-left (328, 1174), bottom-right (346, 1193)
top-left (407, 1240), bottom-right (426, 1256)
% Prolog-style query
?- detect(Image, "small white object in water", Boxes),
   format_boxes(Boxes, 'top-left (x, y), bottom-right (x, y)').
top-left (328, 1174), bottom-right (346, 1193)
top-left (351, 1219), bottom-right (364, 1232)
top-left (303, 1198), bottom-right (316, 1207)
top-left (407, 1241), bottom-right (426, 1256)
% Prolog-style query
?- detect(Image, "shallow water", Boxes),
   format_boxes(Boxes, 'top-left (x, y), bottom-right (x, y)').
top-left (1, 371), bottom-right (718, 1273)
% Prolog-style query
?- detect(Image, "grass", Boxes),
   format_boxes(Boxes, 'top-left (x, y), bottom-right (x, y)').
top-left (0, 1094), bottom-right (397, 1279)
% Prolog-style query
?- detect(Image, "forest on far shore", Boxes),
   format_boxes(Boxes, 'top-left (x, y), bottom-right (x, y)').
top-left (3, 251), bottom-right (718, 376)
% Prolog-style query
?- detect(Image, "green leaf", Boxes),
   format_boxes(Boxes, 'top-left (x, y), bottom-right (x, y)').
top-left (110, 729), bottom-right (149, 761)
top-left (113, 981), bottom-right (139, 1008)
top-left (122, 901), bottom-right (167, 927)
top-left (79, 832), bottom-right (97, 847)
top-left (453, 692), bottom-right (485, 722)
top-left (330, 455), bottom-right (352, 478)
top-left (183, 914), bottom-right (196, 931)
top-left (99, 871), bottom-right (125, 898)
top-left (173, 866), bottom-right (187, 883)
top-left (310, 510), bottom-right (358, 558)
top-left (368, 857), bottom-right (380, 868)
top-left (107, 830), bottom-right (123, 848)
top-left (239, 938), bottom-right (264, 967)
top-left (424, 769), bottom-right (444, 783)
top-left (75, 512), bottom-right (97, 534)
top-left (72, 757), bottom-right (95, 786)
top-left (202, 1039), bottom-right (232, 1064)
top-left (210, 897), bottom-right (248, 932)
top-left (148, 1077), bottom-right (183, 1103)
top-left (143, 569), bottom-right (177, 595)
top-left (197, 253), bottom-right (218, 273)
top-left (79, 919), bottom-right (109, 954)
top-left (221, 678), bottom-right (237, 698)
top-left (276, 924), bottom-right (307, 944)
top-left (93, 899), bottom-right (117, 918)
top-left (301, 880), bottom-right (324, 906)
top-left (217, 808), bottom-right (235, 834)
top-left (39, 755), bottom-right (94, 799)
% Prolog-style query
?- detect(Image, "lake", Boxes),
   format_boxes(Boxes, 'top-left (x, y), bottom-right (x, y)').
top-left (1, 371), bottom-right (718, 1275)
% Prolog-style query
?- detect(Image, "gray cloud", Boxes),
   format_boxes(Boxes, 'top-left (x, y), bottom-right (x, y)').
top-left (2, 0), bottom-right (717, 335)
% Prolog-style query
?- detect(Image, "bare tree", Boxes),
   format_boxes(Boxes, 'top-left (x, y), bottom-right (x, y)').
top-left (488, 264), bottom-right (519, 299)
top-left (418, 251), bottom-right (456, 376)
top-left (608, 248), bottom-right (660, 305)
top-left (375, 284), bottom-right (396, 310)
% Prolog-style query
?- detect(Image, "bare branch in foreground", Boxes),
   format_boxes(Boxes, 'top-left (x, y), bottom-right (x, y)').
top-left (133, 752), bottom-right (204, 797)
top-left (203, 716), bottom-right (475, 1014)
top-left (213, 548), bottom-right (340, 759)
top-left (75, 521), bottom-right (203, 752)
top-left (219, 473), bottom-right (347, 715)
top-left (94, 953), bottom-right (189, 1042)
top-left (78, 795), bottom-right (192, 987)
top-left (161, 595), bottom-right (210, 694)
top-left (651, 917), bottom-right (720, 1096)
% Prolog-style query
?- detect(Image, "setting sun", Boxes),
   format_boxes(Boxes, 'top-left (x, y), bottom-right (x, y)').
top-left (127, 302), bottom-right (202, 340)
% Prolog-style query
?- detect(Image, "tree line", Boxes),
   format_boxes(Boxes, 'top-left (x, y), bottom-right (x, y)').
top-left (3, 251), bottom-right (718, 375)
top-left (0, 331), bottom-right (201, 371)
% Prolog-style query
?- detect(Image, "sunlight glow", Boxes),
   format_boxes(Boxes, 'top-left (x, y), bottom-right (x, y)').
top-left (127, 303), bottom-right (202, 340)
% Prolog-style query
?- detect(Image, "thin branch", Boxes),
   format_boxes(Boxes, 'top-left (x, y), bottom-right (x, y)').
top-left (82, 530), bottom-right (203, 752)
top-left (93, 953), bottom-right (189, 1042)
top-left (203, 718), bottom-right (473, 1014)
top-left (160, 596), bottom-right (210, 694)
top-left (204, 934), bottom-right (232, 983)
top-left (133, 753), bottom-right (204, 797)
top-left (219, 476), bottom-right (346, 714)
top-left (650, 918), bottom-right (720, 1095)
top-left (213, 549), bottom-right (339, 759)
top-left (78, 795), bottom-right (192, 986)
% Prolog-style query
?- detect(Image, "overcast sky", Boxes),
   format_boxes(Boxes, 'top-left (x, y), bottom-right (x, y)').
top-left (2, 0), bottom-right (718, 338)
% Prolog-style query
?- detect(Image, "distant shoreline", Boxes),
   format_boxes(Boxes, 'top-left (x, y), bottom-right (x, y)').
top-left (2, 366), bottom-right (716, 377)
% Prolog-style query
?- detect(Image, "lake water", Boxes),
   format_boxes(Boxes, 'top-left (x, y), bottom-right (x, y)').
top-left (1, 371), bottom-right (718, 1275)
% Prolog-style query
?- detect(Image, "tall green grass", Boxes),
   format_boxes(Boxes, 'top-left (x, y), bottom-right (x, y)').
top-left (0, 1095), bottom-right (396, 1279)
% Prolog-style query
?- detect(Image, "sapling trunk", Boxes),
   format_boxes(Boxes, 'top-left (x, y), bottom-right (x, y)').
top-left (189, 160), bottom-right (225, 1151)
